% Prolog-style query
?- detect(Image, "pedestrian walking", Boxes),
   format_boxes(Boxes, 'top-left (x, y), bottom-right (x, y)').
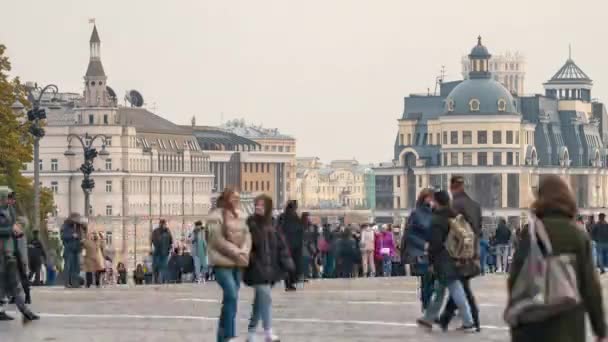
top-left (151, 219), bottom-right (173, 284)
top-left (83, 231), bottom-right (105, 288)
top-left (359, 223), bottom-right (376, 277)
top-left (278, 201), bottom-right (303, 291)
top-left (190, 221), bottom-right (208, 283)
top-left (375, 224), bottom-right (395, 277)
top-left (591, 213), bottom-right (608, 274)
top-left (27, 230), bottom-right (46, 286)
top-left (438, 175), bottom-right (482, 332)
top-left (416, 190), bottom-right (475, 332)
top-left (244, 195), bottom-right (294, 342)
top-left (335, 228), bottom-right (357, 278)
top-left (494, 218), bottom-right (512, 273)
top-left (208, 189), bottom-right (252, 342)
top-left (405, 188), bottom-right (434, 311)
top-left (61, 213), bottom-right (84, 288)
top-left (507, 175), bottom-right (607, 342)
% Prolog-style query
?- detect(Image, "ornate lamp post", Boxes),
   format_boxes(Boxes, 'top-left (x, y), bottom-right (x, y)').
top-left (64, 133), bottom-right (109, 217)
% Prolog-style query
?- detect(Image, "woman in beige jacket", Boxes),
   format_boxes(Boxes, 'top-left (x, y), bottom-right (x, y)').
top-left (83, 231), bottom-right (105, 288)
top-left (208, 189), bottom-right (252, 342)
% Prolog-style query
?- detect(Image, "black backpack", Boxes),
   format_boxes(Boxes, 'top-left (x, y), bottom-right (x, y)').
top-left (0, 207), bottom-right (14, 238)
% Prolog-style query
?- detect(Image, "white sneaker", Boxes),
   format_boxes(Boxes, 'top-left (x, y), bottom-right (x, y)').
top-left (265, 334), bottom-right (280, 342)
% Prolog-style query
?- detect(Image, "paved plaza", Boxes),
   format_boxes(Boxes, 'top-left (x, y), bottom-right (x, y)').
top-left (0, 275), bottom-right (606, 341)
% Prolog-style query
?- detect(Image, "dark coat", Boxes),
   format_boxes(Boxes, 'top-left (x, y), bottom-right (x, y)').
top-left (508, 213), bottom-right (607, 342)
top-left (279, 213), bottom-right (304, 250)
top-left (591, 221), bottom-right (608, 243)
top-left (28, 238), bottom-right (46, 266)
top-left (428, 207), bottom-right (459, 284)
top-left (405, 204), bottom-right (433, 260)
top-left (452, 191), bottom-right (482, 277)
top-left (244, 216), bottom-right (294, 286)
top-left (61, 222), bottom-right (81, 253)
top-left (151, 227), bottom-right (173, 257)
top-left (495, 222), bottom-right (512, 245)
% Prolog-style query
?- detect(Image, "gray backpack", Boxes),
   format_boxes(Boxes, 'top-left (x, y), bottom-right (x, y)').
top-left (504, 214), bottom-right (581, 327)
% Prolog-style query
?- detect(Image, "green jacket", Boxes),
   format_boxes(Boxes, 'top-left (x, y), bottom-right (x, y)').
top-left (508, 213), bottom-right (606, 342)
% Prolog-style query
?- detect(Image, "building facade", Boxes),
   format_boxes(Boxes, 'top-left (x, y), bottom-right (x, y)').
top-left (22, 25), bottom-right (214, 269)
top-left (375, 37), bottom-right (608, 226)
top-left (220, 119), bottom-right (297, 206)
top-left (296, 158), bottom-right (374, 209)
top-left (462, 48), bottom-right (525, 95)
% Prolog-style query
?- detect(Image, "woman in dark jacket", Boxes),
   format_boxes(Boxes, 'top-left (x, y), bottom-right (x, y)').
top-left (244, 195), bottom-right (294, 342)
top-left (278, 201), bottom-right (303, 291)
top-left (508, 175), bottom-right (606, 342)
top-left (336, 228), bottom-right (357, 278)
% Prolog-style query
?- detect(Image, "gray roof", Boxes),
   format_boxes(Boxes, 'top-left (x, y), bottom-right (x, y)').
top-left (90, 25), bottom-right (100, 43)
top-left (469, 36), bottom-right (491, 58)
top-left (445, 78), bottom-right (517, 115)
top-left (191, 126), bottom-right (260, 150)
top-left (221, 120), bottom-right (293, 140)
top-left (85, 60), bottom-right (105, 77)
top-left (118, 107), bottom-right (191, 134)
top-left (547, 58), bottom-right (592, 84)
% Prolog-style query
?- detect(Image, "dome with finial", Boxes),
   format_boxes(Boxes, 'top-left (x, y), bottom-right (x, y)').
top-left (469, 36), bottom-right (491, 59)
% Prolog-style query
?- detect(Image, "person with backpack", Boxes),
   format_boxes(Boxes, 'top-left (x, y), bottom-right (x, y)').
top-left (506, 175), bottom-right (606, 342)
top-left (438, 175), bottom-right (482, 332)
top-left (494, 218), bottom-right (512, 273)
top-left (244, 195), bottom-right (294, 342)
top-left (151, 219), bottom-right (173, 284)
top-left (416, 190), bottom-right (475, 332)
top-left (359, 223), bottom-right (376, 277)
top-left (405, 188), bottom-right (434, 310)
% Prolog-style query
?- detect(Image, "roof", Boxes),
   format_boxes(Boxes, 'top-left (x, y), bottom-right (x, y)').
top-left (221, 120), bottom-right (294, 140)
top-left (445, 78), bottom-right (517, 115)
top-left (90, 25), bottom-right (100, 43)
top-left (85, 60), bottom-right (105, 77)
top-left (469, 36), bottom-right (491, 58)
top-left (547, 58), bottom-right (592, 84)
top-left (191, 126), bottom-right (260, 150)
top-left (118, 107), bottom-right (191, 134)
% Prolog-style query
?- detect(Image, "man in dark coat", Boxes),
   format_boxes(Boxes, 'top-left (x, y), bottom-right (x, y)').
top-left (278, 201), bottom-right (303, 291)
top-left (61, 213), bottom-right (83, 288)
top-left (439, 175), bottom-right (482, 332)
top-left (151, 219), bottom-right (173, 284)
top-left (591, 213), bottom-right (608, 274)
top-left (28, 230), bottom-right (46, 286)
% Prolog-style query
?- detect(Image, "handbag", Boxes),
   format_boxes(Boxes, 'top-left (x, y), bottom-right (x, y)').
top-left (503, 214), bottom-right (581, 327)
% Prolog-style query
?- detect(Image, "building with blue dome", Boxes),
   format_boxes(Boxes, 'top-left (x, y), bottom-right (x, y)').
top-left (373, 37), bottom-right (608, 226)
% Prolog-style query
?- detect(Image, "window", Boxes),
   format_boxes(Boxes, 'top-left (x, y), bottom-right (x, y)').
top-left (450, 152), bottom-right (459, 166)
top-left (89, 114), bottom-right (94, 124)
top-left (415, 133), bottom-right (420, 145)
top-left (447, 99), bottom-right (455, 112)
top-left (497, 98), bottom-right (507, 112)
top-left (478, 152), bottom-right (487, 166)
top-left (442, 132), bottom-right (447, 144)
top-left (493, 152), bottom-right (502, 166)
top-left (255, 163), bottom-right (259, 173)
top-left (493, 130), bottom-right (502, 144)
top-left (507, 152), bottom-right (514, 165)
top-left (106, 205), bottom-right (113, 216)
top-left (38, 159), bottom-right (43, 171)
top-left (428, 134), bottom-right (432, 145)
top-left (506, 131), bottom-right (513, 144)
top-left (469, 99), bottom-right (480, 112)
top-left (271, 146), bottom-right (277, 152)
top-left (443, 153), bottom-right (448, 166)
top-left (103, 114), bottom-right (108, 124)
top-left (105, 159), bottom-right (112, 170)
top-left (477, 131), bottom-right (487, 144)
top-left (285, 146), bottom-right (291, 152)
top-left (255, 181), bottom-right (259, 191)
top-left (407, 134), bottom-right (412, 145)
top-left (463, 152), bottom-right (473, 166)
top-left (399, 134), bottom-right (404, 145)
top-left (267, 181), bottom-right (270, 190)
top-left (515, 131), bottom-right (519, 144)
top-left (50, 181), bottom-right (58, 194)
top-left (422, 133), bottom-right (428, 146)
top-left (450, 131), bottom-right (458, 144)
top-left (105, 232), bottom-right (113, 247)
top-left (244, 181), bottom-right (248, 191)
top-left (278, 146), bottom-right (284, 152)
top-left (396, 176), bottom-right (401, 187)
top-left (436, 133), bottom-right (440, 145)
top-left (51, 159), bottom-right (58, 172)
top-left (463, 131), bottom-right (472, 144)
top-left (105, 180), bottom-right (112, 193)
top-left (105, 137), bottom-right (112, 146)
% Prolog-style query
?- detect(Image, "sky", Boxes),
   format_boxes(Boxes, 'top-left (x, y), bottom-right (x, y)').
top-left (2, 0), bottom-right (608, 163)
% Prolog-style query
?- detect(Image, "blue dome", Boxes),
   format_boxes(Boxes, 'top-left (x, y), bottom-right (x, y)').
top-left (445, 78), bottom-right (517, 115)
top-left (469, 36), bottom-right (491, 58)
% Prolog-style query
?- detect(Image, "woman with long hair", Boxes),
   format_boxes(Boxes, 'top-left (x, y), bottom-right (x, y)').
top-left (208, 188), bottom-right (252, 342)
top-left (244, 195), bottom-right (294, 342)
top-left (508, 175), bottom-right (606, 342)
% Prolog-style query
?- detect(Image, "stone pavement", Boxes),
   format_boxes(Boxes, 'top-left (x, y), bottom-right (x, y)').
top-left (0, 274), bottom-right (606, 342)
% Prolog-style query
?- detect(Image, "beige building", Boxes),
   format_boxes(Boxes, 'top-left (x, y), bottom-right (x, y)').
top-left (374, 37), bottom-right (608, 226)
top-left (296, 158), bottom-right (371, 209)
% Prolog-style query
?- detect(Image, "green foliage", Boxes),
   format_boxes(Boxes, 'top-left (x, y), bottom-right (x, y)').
top-left (0, 44), bottom-right (55, 244)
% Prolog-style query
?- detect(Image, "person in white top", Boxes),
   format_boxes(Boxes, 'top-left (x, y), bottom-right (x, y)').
top-left (359, 224), bottom-right (376, 277)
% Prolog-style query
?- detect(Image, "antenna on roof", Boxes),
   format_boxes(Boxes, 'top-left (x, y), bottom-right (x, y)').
top-left (434, 65), bottom-right (446, 95)
top-left (568, 44), bottom-right (572, 60)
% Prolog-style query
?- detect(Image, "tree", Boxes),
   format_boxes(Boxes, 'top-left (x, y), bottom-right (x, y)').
top-left (0, 44), bottom-right (54, 242)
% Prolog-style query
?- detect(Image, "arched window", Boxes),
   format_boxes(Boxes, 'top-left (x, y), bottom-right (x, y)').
top-left (447, 98), bottom-right (455, 112)
top-left (497, 98), bottom-right (507, 112)
top-left (469, 99), bottom-right (480, 112)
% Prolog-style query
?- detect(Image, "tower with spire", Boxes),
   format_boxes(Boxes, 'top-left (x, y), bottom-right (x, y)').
top-left (543, 47), bottom-right (593, 102)
top-left (83, 24), bottom-right (111, 108)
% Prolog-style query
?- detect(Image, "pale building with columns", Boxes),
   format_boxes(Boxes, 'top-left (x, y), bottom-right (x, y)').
top-left (462, 49), bottom-right (525, 95)
top-left (374, 37), bottom-right (608, 226)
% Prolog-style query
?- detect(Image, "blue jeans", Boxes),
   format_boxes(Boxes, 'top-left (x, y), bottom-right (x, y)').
top-left (64, 250), bottom-right (80, 287)
top-left (215, 267), bottom-right (241, 342)
top-left (596, 242), bottom-right (608, 272)
top-left (479, 240), bottom-right (489, 274)
top-left (382, 254), bottom-right (392, 277)
top-left (248, 284), bottom-right (272, 333)
top-left (424, 279), bottom-right (474, 327)
top-left (153, 254), bottom-right (169, 283)
top-left (420, 272), bottom-right (434, 311)
top-left (496, 244), bottom-right (510, 272)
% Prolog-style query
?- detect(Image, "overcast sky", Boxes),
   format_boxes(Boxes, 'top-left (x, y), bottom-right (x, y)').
top-left (2, 0), bottom-right (607, 163)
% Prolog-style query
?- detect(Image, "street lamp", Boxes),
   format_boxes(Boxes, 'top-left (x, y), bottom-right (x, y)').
top-left (64, 132), bottom-right (109, 217)
top-left (25, 84), bottom-right (59, 232)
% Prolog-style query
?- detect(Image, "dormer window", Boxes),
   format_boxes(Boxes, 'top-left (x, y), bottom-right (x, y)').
top-left (447, 99), bottom-right (455, 112)
top-left (497, 98), bottom-right (507, 112)
top-left (469, 99), bottom-right (480, 112)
